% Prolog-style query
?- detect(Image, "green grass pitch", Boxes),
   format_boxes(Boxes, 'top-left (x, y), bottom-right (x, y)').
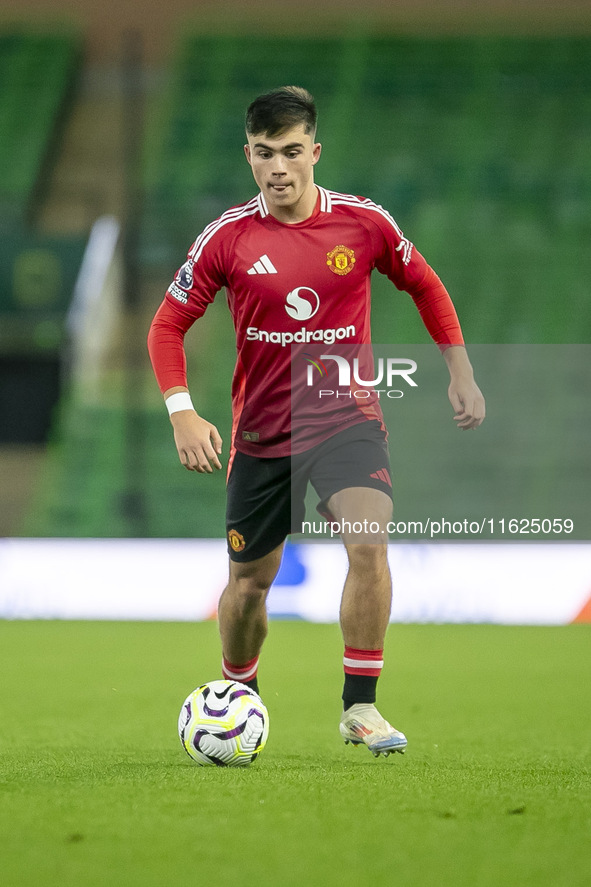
top-left (1, 620), bottom-right (589, 886)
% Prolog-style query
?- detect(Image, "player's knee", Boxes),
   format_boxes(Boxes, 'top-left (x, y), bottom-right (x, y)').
top-left (228, 560), bottom-right (277, 605)
top-left (227, 581), bottom-right (269, 620)
top-left (346, 543), bottom-right (389, 579)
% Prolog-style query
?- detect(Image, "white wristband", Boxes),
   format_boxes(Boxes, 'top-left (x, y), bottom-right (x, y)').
top-left (165, 392), bottom-right (195, 416)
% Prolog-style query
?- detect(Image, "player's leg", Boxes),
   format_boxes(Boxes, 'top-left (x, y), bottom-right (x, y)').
top-left (220, 450), bottom-right (297, 694)
top-left (332, 487), bottom-right (393, 648)
top-left (326, 485), bottom-right (393, 697)
top-left (310, 424), bottom-right (394, 699)
top-left (325, 485), bottom-right (406, 754)
top-left (309, 422), bottom-right (407, 755)
top-left (218, 543), bottom-right (284, 692)
top-left (326, 485), bottom-right (406, 755)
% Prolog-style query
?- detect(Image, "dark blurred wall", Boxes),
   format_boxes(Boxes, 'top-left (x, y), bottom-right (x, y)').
top-left (1, 0), bottom-right (590, 64)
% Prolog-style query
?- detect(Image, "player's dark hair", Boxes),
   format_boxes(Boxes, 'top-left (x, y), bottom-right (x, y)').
top-left (245, 86), bottom-right (317, 138)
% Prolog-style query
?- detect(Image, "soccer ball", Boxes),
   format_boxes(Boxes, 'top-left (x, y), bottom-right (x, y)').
top-left (178, 680), bottom-right (269, 767)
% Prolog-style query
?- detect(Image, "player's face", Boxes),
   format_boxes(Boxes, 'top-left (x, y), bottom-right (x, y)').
top-left (244, 124), bottom-right (322, 222)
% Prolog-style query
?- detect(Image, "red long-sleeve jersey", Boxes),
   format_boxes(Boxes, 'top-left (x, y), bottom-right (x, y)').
top-left (148, 186), bottom-right (464, 457)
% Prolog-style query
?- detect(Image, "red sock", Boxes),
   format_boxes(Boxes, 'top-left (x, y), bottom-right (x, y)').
top-left (343, 646), bottom-right (384, 677)
top-left (342, 646), bottom-right (384, 708)
top-left (222, 655), bottom-right (259, 685)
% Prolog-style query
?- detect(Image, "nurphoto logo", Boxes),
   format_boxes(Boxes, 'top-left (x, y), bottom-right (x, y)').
top-left (304, 353), bottom-right (418, 400)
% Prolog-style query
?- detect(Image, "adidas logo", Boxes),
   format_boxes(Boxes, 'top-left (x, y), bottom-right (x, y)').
top-left (247, 254), bottom-right (277, 275)
top-left (370, 469), bottom-right (392, 487)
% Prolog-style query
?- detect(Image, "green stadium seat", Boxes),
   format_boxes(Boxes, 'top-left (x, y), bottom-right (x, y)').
top-left (0, 30), bottom-right (81, 231)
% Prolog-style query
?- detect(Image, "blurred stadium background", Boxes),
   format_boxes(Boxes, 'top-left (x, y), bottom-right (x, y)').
top-left (0, 0), bottom-right (590, 622)
top-left (1, 6), bottom-right (591, 887)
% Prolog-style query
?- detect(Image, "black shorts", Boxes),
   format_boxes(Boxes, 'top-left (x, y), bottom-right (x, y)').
top-left (225, 420), bottom-right (392, 562)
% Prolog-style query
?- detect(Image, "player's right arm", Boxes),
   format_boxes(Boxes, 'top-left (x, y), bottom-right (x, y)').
top-left (148, 301), bottom-right (223, 473)
top-left (164, 386), bottom-right (223, 473)
top-left (147, 234), bottom-right (227, 473)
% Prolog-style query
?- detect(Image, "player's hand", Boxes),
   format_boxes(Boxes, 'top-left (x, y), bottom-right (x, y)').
top-left (170, 411), bottom-right (223, 472)
top-left (448, 377), bottom-right (486, 430)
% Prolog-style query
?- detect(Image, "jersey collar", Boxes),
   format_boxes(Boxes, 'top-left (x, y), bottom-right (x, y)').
top-left (257, 186), bottom-right (332, 221)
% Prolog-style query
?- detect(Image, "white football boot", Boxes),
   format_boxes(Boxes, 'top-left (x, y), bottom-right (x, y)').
top-left (339, 703), bottom-right (407, 757)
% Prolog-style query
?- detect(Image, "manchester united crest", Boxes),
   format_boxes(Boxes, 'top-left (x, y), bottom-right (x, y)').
top-left (327, 245), bottom-right (356, 276)
top-left (228, 529), bottom-right (246, 552)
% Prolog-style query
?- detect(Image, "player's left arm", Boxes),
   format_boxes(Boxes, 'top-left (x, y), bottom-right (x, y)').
top-left (370, 208), bottom-right (485, 429)
top-left (403, 261), bottom-right (485, 430)
top-left (409, 267), bottom-right (486, 430)
top-left (442, 345), bottom-right (485, 430)
top-left (396, 257), bottom-right (486, 430)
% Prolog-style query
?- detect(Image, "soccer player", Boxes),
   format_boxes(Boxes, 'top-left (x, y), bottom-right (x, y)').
top-left (148, 86), bottom-right (485, 757)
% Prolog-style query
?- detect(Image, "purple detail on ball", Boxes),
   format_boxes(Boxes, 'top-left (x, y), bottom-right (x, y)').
top-left (192, 730), bottom-right (228, 766)
top-left (192, 729), bottom-right (208, 750)
top-left (249, 708), bottom-right (265, 721)
top-left (179, 701), bottom-right (192, 742)
top-left (203, 686), bottom-right (256, 715)
top-left (217, 720), bottom-right (248, 740)
top-left (203, 702), bottom-right (230, 717)
top-left (204, 705), bottom-right (229, 717)
top-left (201, 686), bottom-right (230, 717)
